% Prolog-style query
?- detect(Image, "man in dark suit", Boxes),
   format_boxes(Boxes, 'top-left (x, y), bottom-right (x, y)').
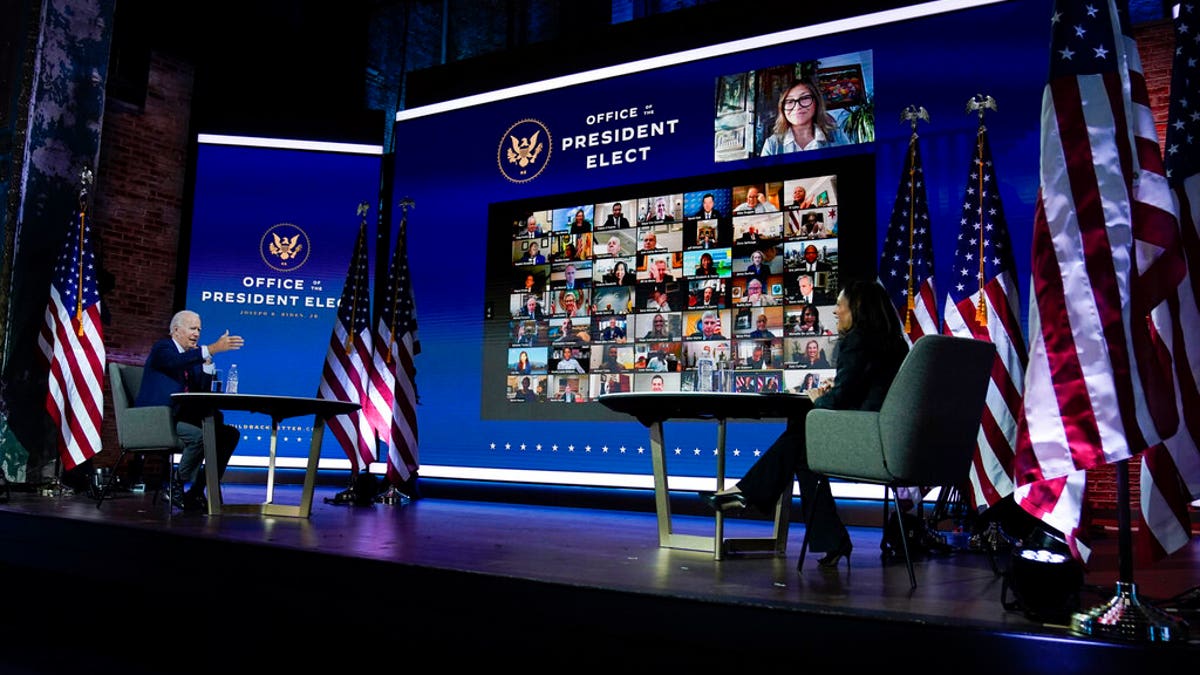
top-left (136, 310), bottom-right (244, 511)
top-left (600, 202), bottom-right (630, 229)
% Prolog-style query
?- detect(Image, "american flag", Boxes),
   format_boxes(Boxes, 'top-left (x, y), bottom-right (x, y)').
top-left (317, 220), bottom-right (376, 474)
top-left (368, 204), bottom-right (421, 487)
top-left (943, 124), bottom-right (1027, 512)
top-left (1014, 0), bottom-right (1190, 561)
top-left (37, 205), bottom-right (105, 470)
top-left (878, 127), bottom-right (937, 343)
top-left (1138, 0), bottom-right (1200, 562)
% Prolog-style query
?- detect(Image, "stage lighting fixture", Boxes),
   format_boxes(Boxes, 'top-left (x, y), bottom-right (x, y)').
top-left (1000, 528), bottom-right (1083, 624)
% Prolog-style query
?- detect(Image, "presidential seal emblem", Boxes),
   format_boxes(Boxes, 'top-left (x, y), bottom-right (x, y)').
top-left (498, 119), bottom-right (551, 184)
top-left (259, 223), bottom-right (311, 272)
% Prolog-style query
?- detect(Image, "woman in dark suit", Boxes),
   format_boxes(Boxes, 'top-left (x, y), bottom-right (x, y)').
top-left (700, 281), bottom-right (908, 568)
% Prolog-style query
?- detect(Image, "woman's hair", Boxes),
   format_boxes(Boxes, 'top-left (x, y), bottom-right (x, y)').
top-left (613, 261), bottom-right (627, 275)
top-left (772, 79), bottom-right (838, 140)
top-left (840, 280), bottom-right (901, 337)
top-left (802, 303), bottom-right (820, 325)
top-left (518, 351), bottom-right (529, 362)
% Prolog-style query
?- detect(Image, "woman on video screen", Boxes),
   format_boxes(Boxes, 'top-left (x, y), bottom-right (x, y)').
top-left (760, 79), bottom-right (847, 156)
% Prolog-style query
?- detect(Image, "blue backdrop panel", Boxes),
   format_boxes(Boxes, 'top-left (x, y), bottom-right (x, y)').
top-left (405, 1), bottom-right (1051, 485)
top-left (186, 139), bottom-right (381, 462)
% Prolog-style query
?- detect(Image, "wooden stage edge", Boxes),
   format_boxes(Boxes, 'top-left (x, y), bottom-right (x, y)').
top-left (0, 480), bottom-right (1198, 672)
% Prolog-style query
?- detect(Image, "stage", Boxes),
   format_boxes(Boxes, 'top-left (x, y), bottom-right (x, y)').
top-left (0, 479), bottom-right (1197, 672)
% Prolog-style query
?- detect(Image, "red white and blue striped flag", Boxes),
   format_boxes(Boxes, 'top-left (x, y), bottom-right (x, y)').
top-left (878, 126), bottom-right (938, 343)
top-left (37, 205), bottom-right (105, 470)
top-left (1015, 0), bottom-right (1193, 561)
top-left (368, 205), bottom-right (421, 487)
top-left (318, 219), bottom-right (376, 474)
top-left (943, 123), bottom-right (1027, 512)
top-left (1137, 0), bottom-right (1200, 562)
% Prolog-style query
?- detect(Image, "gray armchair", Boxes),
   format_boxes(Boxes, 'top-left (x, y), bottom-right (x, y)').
top-left (801, 334), bottom-right (996, 588)
top-left (99, 362), bottom-right (182, 508)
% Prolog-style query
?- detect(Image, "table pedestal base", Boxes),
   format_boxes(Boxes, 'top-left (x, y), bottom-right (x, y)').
top-left (649, 419), bottom-right (790, 560)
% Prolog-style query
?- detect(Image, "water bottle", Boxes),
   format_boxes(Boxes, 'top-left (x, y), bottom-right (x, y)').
top-left (697, 348), bottom-right (714, 392)
top-left (225, 364), bottom-right (239, 394)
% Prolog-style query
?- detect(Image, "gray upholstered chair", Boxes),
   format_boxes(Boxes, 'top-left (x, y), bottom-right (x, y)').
top-left (98, 362), bottom-right (182, 508)
top-left (800, 334), bottom-right (996, 588)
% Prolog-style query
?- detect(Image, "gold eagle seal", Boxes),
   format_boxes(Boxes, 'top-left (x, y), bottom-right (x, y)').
top-left (498, 119), bottom-right (552, 184)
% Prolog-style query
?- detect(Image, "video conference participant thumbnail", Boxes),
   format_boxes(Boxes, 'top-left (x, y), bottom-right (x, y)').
top-left (785, 302), bottom-right (835, 337)
top-left (510, 319), bottom-right (547, 347)
top-left (684, 248), bottom-right (731, 278)
top-left (550, 288), bottom-right (590, 318)
top-left (683, 308), bottom-right (731, 340)
top-left (550, 317), bottom-right (590, 345)
top-left (549, 261), bottom-right (592, 291)
top-left (639, 194), bottom-right (681, 223)
top-left (732, 306), bottom-right (784, 339)
top-left (784, 271), bottom-right (834, 306)
top-left (731, 212), bottom-right (784, 246)
top-left (593, 256), bottom-right (637, 286)
top-left (553, 206), bottom-right (594, 234)
top-left (596, 200), bottom-right (635, 230)
top-left (550, 375), bottom-right (588, 402)
top-left (688, 279), bottom-right (727, 309)
top-left (592, 286), bottom-right (633, 315)
top-left (733, 337), bottom-right (782, 370)
top-left (732, 274), bottom-right (783, 307)
top-left (635, 311), bottom-right (681, 341)
top-left (512, 292), bottom-right (547, 320)
top-left (684, 189), bottom-right (731, 221)
top-left (637, 281), bottom-right (682, 312)
top-left (635, 341), bottom-right (681, 372)
top-left (508, 375), bottom-right (548, 402)
top-left (512, 265), bottom-right (548, 293)
top-left (638, 222), bottom-right (684, 253)
top-left (514, 238), bottom-right (548, 265)
top-left (592, 344), bottom-right (634, 372)
top-left (592, 314), bottom-right (629, 343)
top-left (785, 335), bottom-right (837, 369)
top-left (508, 346), bottom-right (548, 375)
top-left (515, 210), bottom-right (552, 238)
top-left (592, 372), bottom-right (632, 396)
top-left (550, 345), bottom-right (590, 373)
top-left (550, 232), bottom-right (593, 262)
top-left (636, 372), bottom-right (679, 392)
top-left (595, 229), bottom-right (636, 258)
top-left (638, 252), bottom-right (681, 283)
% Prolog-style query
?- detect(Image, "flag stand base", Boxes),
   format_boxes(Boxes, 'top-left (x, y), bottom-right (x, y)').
top-left (37, 477), bottom-right (73, 498)
top-left (1070, 581), bottom-right (1188, 643)
top-left (376, 486), bottom-right (411, 505)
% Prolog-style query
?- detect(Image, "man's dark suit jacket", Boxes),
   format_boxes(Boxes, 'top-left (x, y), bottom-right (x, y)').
top-left (602, 215), bottom-right (630, 229)
top-left (136, 338), bottom-right (211, 424)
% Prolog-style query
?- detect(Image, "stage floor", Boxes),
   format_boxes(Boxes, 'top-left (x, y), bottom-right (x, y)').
top-left (1, 481), bottom-right (1198, 671)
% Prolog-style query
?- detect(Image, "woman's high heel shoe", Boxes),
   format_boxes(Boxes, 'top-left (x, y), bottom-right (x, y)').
top-left (699, 490), bottom-right (747, 512)
top-left (817, 537), bottom-right (853, 569)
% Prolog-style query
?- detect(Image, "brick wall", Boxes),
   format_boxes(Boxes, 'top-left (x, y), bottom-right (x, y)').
top-left (92, 51), bottom-right (194, 468)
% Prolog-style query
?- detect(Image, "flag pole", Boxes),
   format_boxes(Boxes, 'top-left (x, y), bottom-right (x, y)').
top-left (965, 95), bottom-right (996, 326)
top-left (378, 196), bottom-right (415, 507)
top-left (1069, 458), bottom-right (1187, 641)
top-left (899, 105), bottom-right (929, 333)
top-left (41, 166), bottom-right (95, 498)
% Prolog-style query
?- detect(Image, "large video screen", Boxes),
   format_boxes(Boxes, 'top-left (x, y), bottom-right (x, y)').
top-left (390, 0), bottom-right (1047, 487)
top-left (483, 155), bottom-right (876, 420)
